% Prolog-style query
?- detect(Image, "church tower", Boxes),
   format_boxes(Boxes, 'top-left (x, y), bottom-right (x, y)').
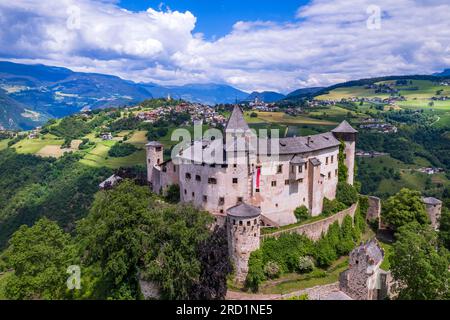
top-left (332, 120), bottom-right (358, 185)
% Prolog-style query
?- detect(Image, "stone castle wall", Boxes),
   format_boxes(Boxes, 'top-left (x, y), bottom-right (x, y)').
top-left (367, 196), bottom-right (381, 228)
top-left (260, 203), bottom-right (358, 242)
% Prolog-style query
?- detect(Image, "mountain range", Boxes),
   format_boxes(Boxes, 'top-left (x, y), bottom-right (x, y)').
top-left (1, 61), bottom-right (450, 130)
top-left (0, 61), bottom-right (261, 129)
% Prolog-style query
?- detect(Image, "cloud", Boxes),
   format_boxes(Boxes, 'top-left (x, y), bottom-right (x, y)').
top-left (1, 0), bottom-right (450, 93)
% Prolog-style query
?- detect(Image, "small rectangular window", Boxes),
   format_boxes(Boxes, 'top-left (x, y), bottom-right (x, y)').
top-left (203, 195), bottom-right (207, 203)
top-left (255, 188), bottom-right (260, 193)
top-left (299, 178), bottom-right (304, 183)
top-left (326, 157), bottom-right (329, 165)
top-left (277, 165), bottom-right (283, 174)
top-left (271, 181), bottom-right (277, 187)
top-left (331, 155), bottom-right (334, 163)
top-left (285, 180), bottom-right (290, 185)
top-left (162, 166), bottom-right (167, 173)
top-left (299, 166), bottom-right (303, 173)
top-left (233, 178), bottom-right (238, 184)
top-left (185, 173), bottom-right (191, 179)
top-left (196, 175), bottom-right (201, 182)
top-left (208, 178), bottom-right (217, 185)
top-left (219, 197), bottom-right (225, 205)
top-left (328, 172), bottom-right (331, 179)
top-left (237, 197), bottom-right (243, 203)
top-left (192, 192), bottom-right (195, 198)
top-left (335, 169), bottom-right (338, 176)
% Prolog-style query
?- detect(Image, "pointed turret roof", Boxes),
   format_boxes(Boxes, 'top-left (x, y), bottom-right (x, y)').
top-left (332, 120), bottom-right (358, 134)
top-left (226, 105), bottom-right (250, 131)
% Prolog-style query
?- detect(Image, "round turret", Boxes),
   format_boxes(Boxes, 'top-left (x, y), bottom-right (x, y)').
top-left (227, 203), bottom-right (261, 283)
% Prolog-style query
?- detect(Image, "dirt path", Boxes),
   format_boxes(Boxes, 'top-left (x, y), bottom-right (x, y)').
top-left (226, 283), bottom-right (341, 300)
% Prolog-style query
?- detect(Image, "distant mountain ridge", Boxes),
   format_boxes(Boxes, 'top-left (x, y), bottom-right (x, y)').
top-left (242, 91), bottom-right (285, 103)
top-left (0, 61), bottom-right (255, 129)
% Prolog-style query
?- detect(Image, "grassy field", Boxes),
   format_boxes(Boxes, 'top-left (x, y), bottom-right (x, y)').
top-left (12, 135), bottom-right (64, 154)
top-left (244, 111), bottom-right (338, 126)
top-left (0, 139), bottom-right (10, 151)
top-left (379, 242), bottom-right (393, 271)
top-left (80, 139), bottom-right (146, 169)
top-left (357, 155), bottom-right (445, 195)
top-left (314, 80), bottom-right (450, 127)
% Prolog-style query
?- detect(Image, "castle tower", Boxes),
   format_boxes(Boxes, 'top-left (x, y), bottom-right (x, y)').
top-left (225, 106), bottom-right (256, 166)
top-left (422, 197), bottom-right (443, 230)
top-left (227, 203), bottom-right (261, 283)
top-left (146, 141), bottom-right (164, 190)
top-left (332, 120), bottom-right (358, 185)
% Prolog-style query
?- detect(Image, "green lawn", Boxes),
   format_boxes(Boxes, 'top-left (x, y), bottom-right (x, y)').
top-left (258, 257), bottom-right (349, 295)
top-left (379, 242), bottom-right (393, 271)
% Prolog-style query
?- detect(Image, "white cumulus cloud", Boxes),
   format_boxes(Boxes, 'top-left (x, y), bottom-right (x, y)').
top-left (1, 0), bottom-right (450, 93)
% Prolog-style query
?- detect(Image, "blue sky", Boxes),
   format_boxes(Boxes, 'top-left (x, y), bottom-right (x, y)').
top-left (1, 0), bottom-right (450, 92)
top-left (119, 0), bottom-right (309, 39)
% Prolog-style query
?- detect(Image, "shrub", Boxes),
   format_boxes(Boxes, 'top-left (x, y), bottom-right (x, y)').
top-left (164, 184), bottom-right (180, 204)
top-left (336, 182), bottom-right (358, 206)
top-left (322, 198), bottom-right (347, 216)
top-left (294, 205), bottom-right (309, 222)
top-left (297, 256), bottom-right (314, 273)
top-left (264, 261), bottom-right (281, 279)
top-left (250, 112), bottom-right (258, 118)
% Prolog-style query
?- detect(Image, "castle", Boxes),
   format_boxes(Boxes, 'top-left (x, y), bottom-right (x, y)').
top-left (146, 106), bottom-right (357, 226)
top-left (146, 106), bottom-right (357, 282)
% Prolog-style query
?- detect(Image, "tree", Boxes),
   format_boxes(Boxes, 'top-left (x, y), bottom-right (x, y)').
top-left (391, 222), bottom-right (450, 300)
top-left (382, 188), bottom-right (429, 230)
top-left (142, 203), bottom-right (212, 300)
top-left (438, 207), bottom-right (450, 251)
top-left (336, 182), bottom-right (358, 206)
top-left (294, 205), bottom-right (309, 222)
top-left (246, 249), bottom-right (265, 292)
top-left (314, 236), bottom-right (337, 267)
top-left (4, 218), bottom-right (75, 300)
top-left (77, 180), bottom-right (213, 300)
top-left (76, 180), bottom-right (158, 299)
top-left (190, 227), bottom-right (232, 300)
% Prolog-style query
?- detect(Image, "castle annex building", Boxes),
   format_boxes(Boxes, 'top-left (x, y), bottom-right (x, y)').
top-left (146, 106), bottom-right (357, 227)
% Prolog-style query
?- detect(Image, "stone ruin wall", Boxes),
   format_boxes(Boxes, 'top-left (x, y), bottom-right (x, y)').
top-left (367, 196), bottom-right (381, 228)
top-left (260, 203), bottom-right (358, 242)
